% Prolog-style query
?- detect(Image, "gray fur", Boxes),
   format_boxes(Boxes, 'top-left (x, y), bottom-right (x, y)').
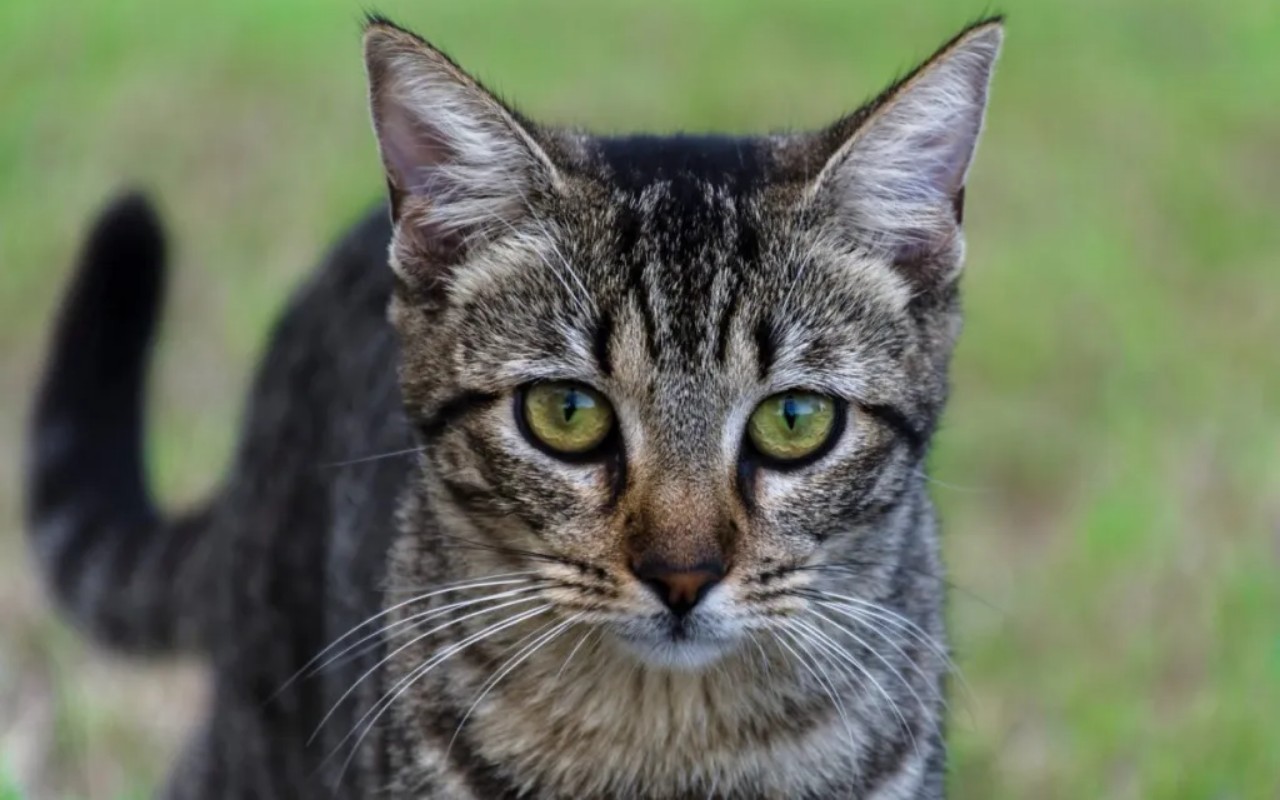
top-left (27, 15), bottom-right (1003, 799)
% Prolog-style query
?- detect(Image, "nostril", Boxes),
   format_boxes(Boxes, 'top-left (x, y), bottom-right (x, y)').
top-left (633, 561), bottom-right (725, 616)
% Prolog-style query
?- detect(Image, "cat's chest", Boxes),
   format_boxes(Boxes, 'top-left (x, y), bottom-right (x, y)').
top-left (389, 647), bottom-right (876, 799)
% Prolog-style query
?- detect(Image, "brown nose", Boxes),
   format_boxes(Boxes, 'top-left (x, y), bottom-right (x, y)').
top-left (632, 561), bottom-right (725, 617)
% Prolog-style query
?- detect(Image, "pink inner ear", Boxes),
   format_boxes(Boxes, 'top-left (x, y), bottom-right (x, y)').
top-left (913, 123), bottom-right (980, 203)
top-left (380, 104), bottom-right (455, 196)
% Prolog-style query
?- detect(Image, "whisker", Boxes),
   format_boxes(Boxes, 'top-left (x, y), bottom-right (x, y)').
top-left (465, 615), bottom-right (564, 682)
top-left (807, 606), bottom-right (939, 744)
top-left (380, 569), bottom-right (540, 594)
top-left (744, 631), bottom-right (775, 680)
top-left (912, 467), bottom-right (988, 494)
top-left (270, 573), bottom-right (539, 702)
top-left (802, 590), bottom-right (967, 682)
top-left (807, 593), bottom-right (950, 662)
top-left (811, 595), bottom-right (975, 722)
top-left (813, 602), bottom-right (948, 707)
top-left (330, 604), bottom-right (554, 784)
top-left (795, 561), bottom-right (1003, 615)
top-left (444, 614), bottom-right (583, 761)
top-left (554, 627), bottom-right (598, 682)
top-left (770, 627), bottom-right (859, 760)
top-left (311, 595), bottom-right (545, 747)
top-left (305, 584), bottom-right (546, 679)
top-left (790, 616), bottom-right (920, 761)
top-left (321, 446), bottom-right (425, 468)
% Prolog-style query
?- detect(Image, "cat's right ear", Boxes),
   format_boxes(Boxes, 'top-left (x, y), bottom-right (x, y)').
top-left (363, 18), bottom-right (562, 283)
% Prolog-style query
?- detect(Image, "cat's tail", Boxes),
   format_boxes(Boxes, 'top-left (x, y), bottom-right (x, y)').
top-left (26, 192), bottom-right (215, 655)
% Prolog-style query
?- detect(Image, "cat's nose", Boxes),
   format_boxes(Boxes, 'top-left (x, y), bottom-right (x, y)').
top-left (632, 560), bottom-right (725, 616)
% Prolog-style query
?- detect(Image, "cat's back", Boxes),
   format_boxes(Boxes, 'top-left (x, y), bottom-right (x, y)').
top-left (236, 201), bottom-right (409, 592)
top-left (226, 203), bottom-right (406, 503)
top-left (188, 204), bottom-right (417, 794)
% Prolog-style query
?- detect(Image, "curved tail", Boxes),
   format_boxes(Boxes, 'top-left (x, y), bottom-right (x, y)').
top-left (26, 193), bottom-right (213, 654)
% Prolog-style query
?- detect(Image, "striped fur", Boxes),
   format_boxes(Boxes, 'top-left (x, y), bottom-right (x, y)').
top-left (26, 195), bottom-right (214, 653)
top-left (26, 14), bottom-right (1003, 799)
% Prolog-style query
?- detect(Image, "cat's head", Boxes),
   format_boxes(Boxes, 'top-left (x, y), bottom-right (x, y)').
top-left (364, 17), bottom-right (1001, 669)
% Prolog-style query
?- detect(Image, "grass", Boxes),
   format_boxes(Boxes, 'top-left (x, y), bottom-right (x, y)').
top-left (1, 0), bottom-right (1277, 797)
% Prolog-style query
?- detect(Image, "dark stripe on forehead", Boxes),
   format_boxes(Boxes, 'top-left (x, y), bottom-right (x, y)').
top-left (592, 309), bottom-right (613, 377)
top-left (596, 134), bottom-right (767, 193)
top-left (615, 203), bottom-right (660, 365)
top-left (627, 258), bottom-right (660, 366)
top-left (753, 317), bottom-right (778, 381)
top-left (714, 273), bottom-right (742, 365)
top-left (600, 135), bottom-right (770, 369)
top-left (715, 210), bottom-right (761, 365)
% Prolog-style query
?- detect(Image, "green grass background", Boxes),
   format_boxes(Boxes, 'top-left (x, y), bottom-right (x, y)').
top-left (2, 0), bottom-right (1278, 797)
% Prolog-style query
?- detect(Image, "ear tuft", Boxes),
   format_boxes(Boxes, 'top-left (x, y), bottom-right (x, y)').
top-left (363, 20), bottom-right (560, 271)
top-left (811, 19), bottom-right (1003, 283)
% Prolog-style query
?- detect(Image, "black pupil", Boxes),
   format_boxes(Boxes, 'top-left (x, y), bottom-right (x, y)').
top-left (783, 395), bottom-right (798, 430)
top-left (562, 389), bottom-right (580, 423)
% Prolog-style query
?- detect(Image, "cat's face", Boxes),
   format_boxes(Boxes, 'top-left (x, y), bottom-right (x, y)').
top-left (366, 20), bottom-right (1000, 668)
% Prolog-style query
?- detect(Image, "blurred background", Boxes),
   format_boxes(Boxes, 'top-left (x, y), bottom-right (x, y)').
top-left (2, 0), bottom-right (1277, 797)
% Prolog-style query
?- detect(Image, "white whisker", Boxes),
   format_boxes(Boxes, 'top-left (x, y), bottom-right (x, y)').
top-left (913, 467), bottom-right (987, 493)
top-left (306, 584), bottom-right (546, 679)
top-left (770, 627), bottom-right (859, 759)
top-left (811, 591), bottom-right (974, 713)
top-left (808, 606), bottom-right (938, 743)
top-left (815, 602), bottom-right (947, 709)
top-left (444, 613), bottom-right (582, 760)
top-left (744, 631), bottom-right (775, 680)
top-left (554, 626), bottom-right (598, 682)
top-left (322, 446), bottom-right (426, 468)
top-left (312, 595), bottom-right (545, 746)
top-left (330, 604), bottom-right (554, 783)
top-left (271, 573), bottom-right (538, 701)
top-left (790, 616), bottom-right (919, 760)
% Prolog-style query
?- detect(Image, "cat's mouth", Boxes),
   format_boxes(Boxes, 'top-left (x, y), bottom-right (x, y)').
top-left (610, 615), bottom-right (739, 670)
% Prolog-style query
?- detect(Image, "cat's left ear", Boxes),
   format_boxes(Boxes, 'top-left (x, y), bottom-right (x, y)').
top-left (809, 19), bottom-right (1003, 286)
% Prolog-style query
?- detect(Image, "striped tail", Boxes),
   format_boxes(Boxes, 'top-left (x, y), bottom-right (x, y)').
top-left (26, 192), bottom-right (213, 654)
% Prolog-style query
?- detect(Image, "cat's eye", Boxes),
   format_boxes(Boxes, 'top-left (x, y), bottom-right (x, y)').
top-left (747, 391), bottom-right (840, 464)
top-left (521, 382), bottom-right (615, 457)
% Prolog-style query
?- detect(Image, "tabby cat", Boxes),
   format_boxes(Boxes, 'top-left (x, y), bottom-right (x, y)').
top-left (27, 14), bottom-right (1003, 799)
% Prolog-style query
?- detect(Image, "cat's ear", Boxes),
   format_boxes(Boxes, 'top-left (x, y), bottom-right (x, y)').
top-left (363, 18), bottom-right (562, 277)
top-left (809, 19), bottom-right (1003, 286)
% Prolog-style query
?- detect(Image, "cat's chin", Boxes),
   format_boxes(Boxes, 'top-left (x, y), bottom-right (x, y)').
top-left (611, 627), bottom-right (736, 671)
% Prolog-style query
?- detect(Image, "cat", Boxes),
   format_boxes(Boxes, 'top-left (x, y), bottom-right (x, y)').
top-left (27, 13), bottom-right (1002, 799)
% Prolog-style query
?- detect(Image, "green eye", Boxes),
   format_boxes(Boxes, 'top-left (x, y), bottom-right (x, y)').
top-left (522, 382), bottom-right (615, 455)
top-left (747, 392), bottom-right (839, 463)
